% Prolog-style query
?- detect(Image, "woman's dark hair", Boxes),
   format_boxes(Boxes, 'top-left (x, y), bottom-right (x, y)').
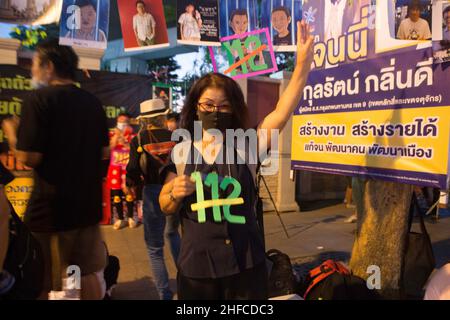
top-left (75, 0), bottom-right (96, 10)
top-left (180, 73), bottom-right (249, 136)
top-left (136, 0), bottom-right (145, 8)
top-left (230, 9), bottom-right (248, 23)
top-left (36, 39), bottom-right (79, 80)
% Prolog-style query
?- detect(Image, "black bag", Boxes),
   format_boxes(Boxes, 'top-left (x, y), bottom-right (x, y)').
top-left (301, 260), bottom-right (378, 300)
top-left (266, 249), bottom-right (297, 298)
top-left (3, 204), bottom-right (44, 300)
top-left (403, 208), bottom-right (435, 298)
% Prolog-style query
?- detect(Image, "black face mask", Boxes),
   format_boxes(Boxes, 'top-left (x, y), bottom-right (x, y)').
top-left (197, 111), bottom-right (233, 132)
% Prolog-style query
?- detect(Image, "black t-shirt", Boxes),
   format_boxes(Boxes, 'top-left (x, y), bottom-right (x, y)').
top-left (273, 32), bottom-right (292, 46)
top-left (0, 162), bottom-right (14, 185)
top-left (16, 84), bottom-right (109, 233)
top-left (126, 128), bottom-right (176, 187)
top-left (162, 142), bottom-right (266, 279)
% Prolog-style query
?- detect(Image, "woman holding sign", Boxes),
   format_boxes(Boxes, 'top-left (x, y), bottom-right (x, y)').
top-left (159, 21), bottom-right (314, 300)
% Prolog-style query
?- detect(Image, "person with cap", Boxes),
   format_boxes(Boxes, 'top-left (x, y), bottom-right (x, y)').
top-left (125, 99), bottom-right (180, 300)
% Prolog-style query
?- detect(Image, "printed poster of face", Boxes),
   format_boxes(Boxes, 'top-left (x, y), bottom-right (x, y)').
top-left (395, 0), bottom-right (432, 40)
top-left (432, 0), bottom-right (450, 64)
top-left (117, 0), bottom-right (169, 52)
top-left (177, 0), bottom-right (220, 46)
top-left (219, 0), bottom-right (258, 38)
top-left (0, 0), bottom-right (62, 25)
top-left (301, 0), bottom-right (370, 42)
top-left (59, 0), bottom-right (109, 49)
top-left (152, 84), bottom-right (172, 110)
top-left (260, 0), bottom-right (302, 52)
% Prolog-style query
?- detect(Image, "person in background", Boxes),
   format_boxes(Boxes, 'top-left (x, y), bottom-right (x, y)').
top-left (108, 113), bottom-right (137, 230)
top-left (133, 0), bottom-right (156, 47)
top-left (272, 6), bottom-right (292, 46)
top-left (0, 161), bottom-right (15, 296)
top-left (166, 113), bottom-right (179, 132)
top-left (126, 99), bottom-right (180, 300)
top-left (397, 1), bottom-right (431, 40)
top-left (2, 39), bottom-right (109, 300)
top-left (178, 4), bottom-right (202, 41)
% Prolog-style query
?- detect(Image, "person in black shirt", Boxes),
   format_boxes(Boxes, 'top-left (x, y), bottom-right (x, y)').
top-left (159, 21), bottom-right (314, 300)
top-left (2, 39), bottom-right (109, 299)
top-left (272, 6), bottom-right (292, 46)
top-left (126, 99), bottom-right (180, 300)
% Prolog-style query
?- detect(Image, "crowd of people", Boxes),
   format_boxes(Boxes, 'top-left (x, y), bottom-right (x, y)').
top-left (0, 15), bottom-right (449, 301)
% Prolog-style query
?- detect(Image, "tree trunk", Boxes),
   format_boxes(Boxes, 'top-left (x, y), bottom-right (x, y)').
top-left (349, 178), bottom-right (413, 299)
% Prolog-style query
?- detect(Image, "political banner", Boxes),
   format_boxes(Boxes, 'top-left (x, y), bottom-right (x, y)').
top-left (291, 0), bottom-right (450, 189)
top-left (117, 0), bottom-right (169, 52)
top-left (432, 0), bottom-right (450, 64)
top-left (260, 0), bottom-right (303, 52)
top-left (219, 0), bottom-right (258, 38)
top-left (177, 0), bottom-right (220, 46)
top-left (59, 0), bottom-right (109, 49)
top-left (292, 48), bottom-right (450, 189)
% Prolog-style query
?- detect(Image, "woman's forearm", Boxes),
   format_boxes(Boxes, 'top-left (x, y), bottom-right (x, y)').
top-left (159, 180), bottom-right (182, 215)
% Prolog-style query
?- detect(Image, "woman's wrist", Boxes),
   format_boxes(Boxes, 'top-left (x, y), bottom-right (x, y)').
top-left (168, 189), bottom-right (181, 203)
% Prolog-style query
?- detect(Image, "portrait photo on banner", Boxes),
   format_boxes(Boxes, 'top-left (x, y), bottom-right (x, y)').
top-left (432, 0), bottom-right (450, 64)
top-left (260, 0), bottom-right (303, 52)
top-left (177, 0), bottom-right (220, 46)
top-left (395, 0), bottom-right (432, 40)
top-left (59, 0), bottom-right (109, 49)
top-left (117, 0), bottom-right (169, 52)
top-left (0, 0), bottom-right (62, 25)
top-left (219, 0), bottom-right (258, 38)
top-left (152, 83), bottom-right (173, 110)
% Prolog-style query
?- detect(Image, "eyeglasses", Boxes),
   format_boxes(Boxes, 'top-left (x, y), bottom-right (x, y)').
top-left (197, 102), bottom-right (232, 113)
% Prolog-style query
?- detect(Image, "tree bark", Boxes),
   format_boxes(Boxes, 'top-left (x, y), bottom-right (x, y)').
top-left (349, 178), bottom-right (413, 299)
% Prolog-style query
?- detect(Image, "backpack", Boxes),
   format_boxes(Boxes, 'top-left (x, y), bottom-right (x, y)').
top-left (301, 260), bottom-right (378, 300)
top-left (266, 249), bottom-right (297, 298)
top-left (3, 204), bottom-right (44, 300)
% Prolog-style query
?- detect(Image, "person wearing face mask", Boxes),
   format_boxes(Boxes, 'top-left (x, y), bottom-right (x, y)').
top-left (158, 21), bottom-right (314, 300)
top-left (65, 0), bottom-right (107, 43)
top-left (125, 99), bottom-right (181, 300)
top-left (107, 113), bottom-right (137, 230)
top-left (1, 39), bottom-right (110, 300)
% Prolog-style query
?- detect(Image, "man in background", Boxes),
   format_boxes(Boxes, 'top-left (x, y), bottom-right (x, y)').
top-left (2, 39), bottom-right (109, 300)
